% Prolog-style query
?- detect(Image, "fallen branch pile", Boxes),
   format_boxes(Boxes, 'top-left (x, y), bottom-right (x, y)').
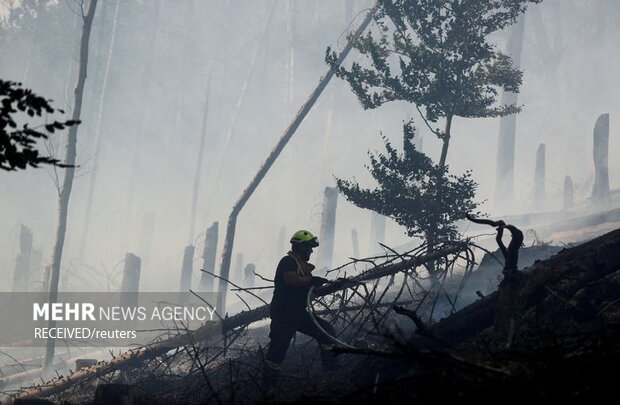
top-left (7, 243), bottom-right (470, 401)
top-left (10, 225), bottom-right (620, 402)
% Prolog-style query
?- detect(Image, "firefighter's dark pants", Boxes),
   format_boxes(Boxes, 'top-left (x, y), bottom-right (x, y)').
top-left (265, 311), bottom-right (338, 369)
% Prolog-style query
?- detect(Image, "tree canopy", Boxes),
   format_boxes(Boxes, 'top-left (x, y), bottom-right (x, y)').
top-left (336, 122), bottom-right (481, 244)
top-left (0, 80), bottom-right (79, 171)
top-left (327, 0), bottom-right (540, 167)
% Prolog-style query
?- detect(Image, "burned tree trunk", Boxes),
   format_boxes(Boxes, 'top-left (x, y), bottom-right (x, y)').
top-left (217, 3), bottom-right (379, 311)
top-left (351, 229), bottom-right (360, 258)
top-left (318, 186), bottom-right (338, 273)
top-left (30, 248), bottom-right (43, 291)
top-left (438, 115), bottom-right (453, 172)
top-left (369, 211), bottom-right (386, 253)
top-left (179, 245), bottom-right (195, 293)
top-left (45, 0), bottom-right (99, 372)
top-left (466, 215), bottom-right (524, 346)
top-left (320, 103), bottom-right (335, 185)
top-left (12, 225), bottom-right (33, 292)
top-left (591, 113), bottom-right (610, 203)
top-left (563, 175), bottom-right (575, 210)
top-left (533, 143), bottom-right (546, 208)
top-left (120, 253), bottom-right (141, 309)
top-left (494, 14), bottom-right (526, 209)
top-left (200, 222), bottom-right (219, 292)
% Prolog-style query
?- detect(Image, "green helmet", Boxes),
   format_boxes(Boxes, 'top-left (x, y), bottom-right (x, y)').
top-left (290, 230), bottom-right (319, 247)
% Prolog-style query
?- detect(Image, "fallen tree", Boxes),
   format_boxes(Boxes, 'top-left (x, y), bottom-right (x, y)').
top-left (223, 243), bottom-right (466, 332)
top-left (9, 228), bottom-right (620, 401)
top-left (216, 1), bottom-right (380, 311)
top-left (7, 244), bottom-right (466, 400)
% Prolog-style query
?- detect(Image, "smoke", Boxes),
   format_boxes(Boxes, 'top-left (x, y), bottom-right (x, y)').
top-left (0, 0), bottom-right (618, 298)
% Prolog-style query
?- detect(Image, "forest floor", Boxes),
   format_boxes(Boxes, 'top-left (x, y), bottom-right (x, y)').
top-left (6, 228), bottom-right (620, 404)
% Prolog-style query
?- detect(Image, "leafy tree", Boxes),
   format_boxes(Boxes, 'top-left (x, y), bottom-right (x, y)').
top-left (326, 0), bottom-right (540, 170)
top-left (0, 80), bottom-right (79, 171)
top-left (336, 122), bottom-right (480, 246)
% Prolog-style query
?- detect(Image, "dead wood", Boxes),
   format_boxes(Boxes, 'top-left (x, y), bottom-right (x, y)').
top-left (7, 245), bottom-right (463, 399)
top-left (432, 228), bottom-right (620, 344)
top-left (223, 244), bottom-right (465, 331)
top-left (13, 227), bottom-right (620, 401)
top-left (467, 214), bottom-right (525, 344)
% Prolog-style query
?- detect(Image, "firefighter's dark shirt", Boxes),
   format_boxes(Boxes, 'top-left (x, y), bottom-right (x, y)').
top-left (269, 255), bottom-right (310, 320)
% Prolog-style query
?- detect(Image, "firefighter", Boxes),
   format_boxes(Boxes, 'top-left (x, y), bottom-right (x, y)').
top-left (262, 230), bottom-right (339, 393)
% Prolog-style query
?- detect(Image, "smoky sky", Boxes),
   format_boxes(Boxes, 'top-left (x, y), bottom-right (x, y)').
top-left (1, 0), bottom-right (618, 299)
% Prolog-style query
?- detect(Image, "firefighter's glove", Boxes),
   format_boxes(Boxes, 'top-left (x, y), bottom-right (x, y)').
top-left (311, 276), bottom-right (329, 287)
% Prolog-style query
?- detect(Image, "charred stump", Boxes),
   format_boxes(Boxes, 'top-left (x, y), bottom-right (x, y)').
top-left (563, 175), bottom-right (575, 210)
top-left (591, 113), bottom-right (610, 203)
top-left (534, 143), bottom-right (546, 209)
top-left (12, 225), bottom-right (33, 292)
top-left (199, 222), bottom-right (218, 291)
top-left (318, 186), bottom-right (338, 273)
top-left (466, 215), bottom-right (524, 345)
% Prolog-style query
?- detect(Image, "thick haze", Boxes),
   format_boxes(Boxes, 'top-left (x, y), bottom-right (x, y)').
top-left (1, 0), bottom-right (618, 298)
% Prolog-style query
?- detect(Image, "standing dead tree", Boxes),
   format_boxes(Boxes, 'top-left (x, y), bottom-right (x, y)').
top-left (317, 186), bottom-right (338, 273)
top-left (11, 225), bottom-right (33, 292)
top-left (494, 13), bottom-right (526, 209)
top-left (533, 143), bottom-right (546, 209)
top-left (591, 113), bottom-right (610, 203)
top-left (45, 0), bottom-right (99, 372)
top-left (466, 214), bottom-right (524, 345)
top-left (217, 3), bottom-right (379, 310)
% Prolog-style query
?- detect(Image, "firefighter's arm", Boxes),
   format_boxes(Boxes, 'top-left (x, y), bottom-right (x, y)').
top-left (282, 272), bottom-right (329, 288)
top-left (282, 271), bottom-right (312, 287)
